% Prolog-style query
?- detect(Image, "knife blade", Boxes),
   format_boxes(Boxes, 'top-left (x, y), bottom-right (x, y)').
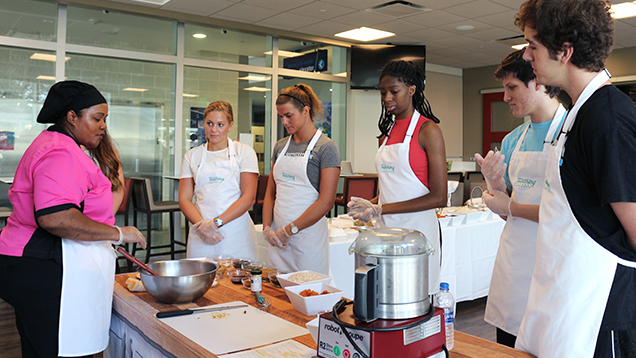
top-left (156, 304), bottom-right (249, 319)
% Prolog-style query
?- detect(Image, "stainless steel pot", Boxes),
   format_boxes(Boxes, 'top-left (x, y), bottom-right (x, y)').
top-left (349, 228), bottom-right (433, 322)
top-left (139, 259), bottom-right (218, 304)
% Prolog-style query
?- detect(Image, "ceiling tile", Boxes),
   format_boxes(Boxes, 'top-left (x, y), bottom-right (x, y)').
top-left (209, 3), bottom-right (281, 23)
top-left (107, 0), bottom-right (162, 8)
top-left (489, 0), bottom-right (525, 11)
top-left (330, 10), bottom-right (393, 27)
top-left (430, 34), bottom-right (482, 47)
top-left (319, 0), bottom-right (389, 11)
top-left (288, 2), bottom-right (357, 20)
top-left (403, 27), bottom-right (456, 42)
top-left (240, 0), bottom-right (312, 12)
top-left (443, 0), bottom-right (510, 18)
top-left (402, 10), bottom-right (465, 27)
top-left (256, 12), bottom-right (322, 31)
top-left (465, 27), bottom-right (520, 41)
top-left (437, 19), bottom-right (494, 34)
top-left (374, 19), bottom-right (428, 34)
top-left (409, 0), bottom-right (476, 11)
top-left (294, 20), bottom-right (354, 38)
top-left (160, 0), bottom-right (235, 16)
top-left (474, 9), bottom-right (518, 28)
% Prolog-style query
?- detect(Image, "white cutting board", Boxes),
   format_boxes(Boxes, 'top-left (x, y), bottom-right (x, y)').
top-left (159, 301), bottom-right (309, 355)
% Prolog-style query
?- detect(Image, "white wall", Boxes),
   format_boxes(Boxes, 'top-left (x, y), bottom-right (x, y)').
top-left (347, 64), bottom-right (464, 174)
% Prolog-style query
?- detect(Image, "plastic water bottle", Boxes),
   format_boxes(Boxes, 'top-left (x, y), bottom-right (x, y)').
top-left (434, 282), bottom-right (455, 350)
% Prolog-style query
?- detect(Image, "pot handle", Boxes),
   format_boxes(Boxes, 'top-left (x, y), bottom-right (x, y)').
top-left (354, 264), bottom-right (377, 322)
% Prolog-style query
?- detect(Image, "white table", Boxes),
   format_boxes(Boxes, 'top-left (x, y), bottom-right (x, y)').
top-left (255, 216), bottom-right (505, 303)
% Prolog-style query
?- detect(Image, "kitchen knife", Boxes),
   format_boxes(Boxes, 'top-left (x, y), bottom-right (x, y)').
top-left (156, 304), bottom-right (249, 318)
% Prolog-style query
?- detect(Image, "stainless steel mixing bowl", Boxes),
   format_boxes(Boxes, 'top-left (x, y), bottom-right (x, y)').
top-left (138, 259), bottom-right (219, 304)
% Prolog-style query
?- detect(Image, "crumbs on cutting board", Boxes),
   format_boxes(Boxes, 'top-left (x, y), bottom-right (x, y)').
top-left (197, 312), bottom-right (230, 320)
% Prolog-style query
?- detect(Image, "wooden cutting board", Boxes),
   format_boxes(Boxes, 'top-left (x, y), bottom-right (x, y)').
top-left (159, 301), bottom-right (310, 355)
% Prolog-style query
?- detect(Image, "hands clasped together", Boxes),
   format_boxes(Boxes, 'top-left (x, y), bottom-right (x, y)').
top-left (347, 196), bottom-right (382, 223)
top-left (475, 150), bottom-right (512, 217)
top-left (263, 226), bottom-right (290, 248)
top-left (193, 219), bottom-right (224, 245)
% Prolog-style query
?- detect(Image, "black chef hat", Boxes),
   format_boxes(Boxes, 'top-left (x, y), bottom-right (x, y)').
top-left (37, 80), bottom-right (107, 124)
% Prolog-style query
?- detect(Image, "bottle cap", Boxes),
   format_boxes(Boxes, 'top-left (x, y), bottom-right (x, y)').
top-left (440, 282), bottom-right (449, 290)
top-left (251, 269), bottom-right (262, 276)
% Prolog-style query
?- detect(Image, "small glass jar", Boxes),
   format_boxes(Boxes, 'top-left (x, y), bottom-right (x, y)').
top-left (250, 269), bottom-right (262, 293)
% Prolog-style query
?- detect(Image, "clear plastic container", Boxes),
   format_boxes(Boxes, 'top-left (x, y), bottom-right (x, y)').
top-left (434, 282), bottom-right (455, 350)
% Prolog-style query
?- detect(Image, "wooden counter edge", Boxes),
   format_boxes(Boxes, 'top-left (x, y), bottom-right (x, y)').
top-left (452, 332), bottom-right (536, 358)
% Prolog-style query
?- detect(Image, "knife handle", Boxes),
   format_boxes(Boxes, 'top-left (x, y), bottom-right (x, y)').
top-left (156, 309), bottom-right (193, 318)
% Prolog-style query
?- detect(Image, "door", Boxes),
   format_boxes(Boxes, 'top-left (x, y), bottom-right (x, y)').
top-left (482, 91), bottom-right (524, 155)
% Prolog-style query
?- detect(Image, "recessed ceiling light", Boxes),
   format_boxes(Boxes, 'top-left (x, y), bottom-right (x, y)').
top-left (244, 87), bottom-right (271, 92)
top-left (611, 2), bottom-right (636, 19)
top-left (512, 43), bottom-right (529, 50)
top-left (456, 25), bottom-right (474, 31)
top-left (183, 93), bottom-right (199, 97)
top-left (335, 27), bottom-right (394, 42)
top-left (123, 87), bottom-right (148, 92)
top-left (193, 33), bottom-right (206, 39)
top-left (263, 50), bottom-right (303, 58)
top-left (238, 75), bottom-right (271, 81)
top-left (31, 53), bottom-right (70, 62)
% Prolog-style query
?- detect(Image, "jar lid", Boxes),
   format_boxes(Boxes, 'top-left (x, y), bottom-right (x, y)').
top-left (251, 269), bottom-right (262, 275)
top-left (348, 228), bottom-right (434, 257)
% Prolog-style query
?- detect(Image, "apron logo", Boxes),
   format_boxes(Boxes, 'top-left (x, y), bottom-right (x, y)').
top-left (282, 172), bottom-right (295, 181)
top-left (208, 176), bottom-right (224, 184)
top-left (515, 178), bottom-right (536, 188)
top-left (543, 179), bottom-right (551, 193)
top-left (380, 164), bottom-right (395, 173)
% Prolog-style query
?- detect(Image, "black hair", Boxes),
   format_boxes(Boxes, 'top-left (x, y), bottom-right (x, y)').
top-left (378, 60), bottom-right (439, 137)
top-left (495, 49), bottom-right (560, 98)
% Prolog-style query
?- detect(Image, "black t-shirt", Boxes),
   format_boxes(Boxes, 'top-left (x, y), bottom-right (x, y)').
top-left (561, 84), bottom-right (636, 329)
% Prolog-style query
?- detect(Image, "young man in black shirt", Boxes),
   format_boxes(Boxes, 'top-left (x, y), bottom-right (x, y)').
top-left (514, 1), bottom-right (636, 357)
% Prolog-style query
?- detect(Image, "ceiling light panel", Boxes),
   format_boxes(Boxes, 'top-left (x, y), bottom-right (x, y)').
top-left (611, 2), bottom-right (636, 19)
top-left (335, 27), bottom-right (395, 41)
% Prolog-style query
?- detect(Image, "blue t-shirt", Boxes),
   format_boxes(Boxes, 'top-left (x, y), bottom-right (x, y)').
top-left (501, 104), bottom-right (566, 192)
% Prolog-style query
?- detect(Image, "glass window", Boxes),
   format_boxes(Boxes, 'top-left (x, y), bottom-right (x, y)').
top-left (183, 67), bottom-right (271, 174)
top-left (0, 46), bottom-right (56, 207)
top-left (275, 77), bottom-right (347, 160)
top-left (66, 53), bottom-right (176, 201)
top-left (0, 0), bottom-right (58, 42)
top-left (278, 39), bottom-right (348, 77)
top-left (184, 24), bottom-right (271, 67)
top-left (67, 6), bottom-right (176, 55)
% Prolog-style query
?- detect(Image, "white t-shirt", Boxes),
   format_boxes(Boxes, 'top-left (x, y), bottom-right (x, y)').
top-left (181, 141), bottom-right (259, 184)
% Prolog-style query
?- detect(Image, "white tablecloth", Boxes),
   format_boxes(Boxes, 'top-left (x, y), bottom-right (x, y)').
top-left (255, 216), bottom-right (505, 303)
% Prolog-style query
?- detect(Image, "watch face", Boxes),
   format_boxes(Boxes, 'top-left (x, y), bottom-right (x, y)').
top-left (291, 225), bottom-right (299, 234)
top-left (215, 218), bottom-right (223, 227)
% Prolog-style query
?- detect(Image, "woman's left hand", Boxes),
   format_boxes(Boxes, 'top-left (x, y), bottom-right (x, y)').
top-left (194, 219), bottom-right (221, 244)
top-left (347, 197), bottom-right (382, 223)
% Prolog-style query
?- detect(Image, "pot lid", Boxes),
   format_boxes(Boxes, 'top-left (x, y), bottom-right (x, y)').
top-left (348, 227), bottom-right (434, 257)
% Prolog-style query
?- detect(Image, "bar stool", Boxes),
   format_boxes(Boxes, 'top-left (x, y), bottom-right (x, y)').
top-left (115, 178), bottom-right (133, 273)
top-left (0, 207), bottom-right (12, 227)
top-left (332, 176), bottom-right (378, 217)
top-left (129, 177), bottom-right (186, 263)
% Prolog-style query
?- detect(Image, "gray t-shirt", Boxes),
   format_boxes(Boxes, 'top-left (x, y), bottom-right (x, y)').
top-left (272, 132), bottom-right (341, 191)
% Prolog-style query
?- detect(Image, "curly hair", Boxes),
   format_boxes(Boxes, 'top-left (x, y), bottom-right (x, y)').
top-left (377, 60), bottom-right (439, 137)
top-left (515, 0), bottom-right (614, 72)
top-left (276, 84), bottom-right (324, 121)
top-left (495, 49), bottom-right (560, 98)
top-left (204, 101), bottom-right (234, 124)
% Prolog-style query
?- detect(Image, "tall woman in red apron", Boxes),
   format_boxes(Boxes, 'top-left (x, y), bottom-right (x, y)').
top-left (348, 60), bottom-right (447, 295)
top-left (262, 84), bottom-right (341, 275)
top-left (0, 81), bottom-right (146, 357)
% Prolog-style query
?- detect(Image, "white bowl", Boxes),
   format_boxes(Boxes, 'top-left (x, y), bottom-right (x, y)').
top-left (285, 282), bottom-right (343, 316)
top-left (464, 211), bottom-right (482, 225)
top-left (438, 216), bottom-right (452, 228)
top-left (305, 316), bottom-right (320, 343)
top-left (449, 213), bottom-right (466, 226)
top-left (276, 270), bottom-right (333, 289)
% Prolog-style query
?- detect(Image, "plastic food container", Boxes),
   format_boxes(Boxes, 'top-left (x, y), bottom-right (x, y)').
top-left (284, 282), bottom-right (343, 316)
top-left (276, 270), bottom-right (332, 289)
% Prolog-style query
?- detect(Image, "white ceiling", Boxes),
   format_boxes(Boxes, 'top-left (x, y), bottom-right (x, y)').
top-left (99, 0), bottom-right (636, 69)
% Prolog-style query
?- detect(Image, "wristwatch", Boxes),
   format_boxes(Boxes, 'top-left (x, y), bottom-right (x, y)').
top-left (214, 217), bottom-right (224, 228)
top-left (289, 222), bottom-right (299, 235)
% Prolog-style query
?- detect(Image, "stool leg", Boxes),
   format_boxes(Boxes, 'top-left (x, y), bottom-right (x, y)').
top-left (131, 210), bottom-right (138, 258)
top-left (169, 211), bottom-right (175, 260)
top-left (145, 212), bottom-right (152, 264)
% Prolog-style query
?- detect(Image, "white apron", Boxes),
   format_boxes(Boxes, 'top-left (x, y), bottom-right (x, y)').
top-left (187, 138), bottom-right (257, 260)
top-left (376, 110), bottom-right (441, 295)
top-left (484, 105), bottom-right (564, 336)
top-left (268, 129), bottom-right (329, 275)
top-left (516, 70), bottom-right (636, 357)
top-left (58, 239), bottom-right (116, 356)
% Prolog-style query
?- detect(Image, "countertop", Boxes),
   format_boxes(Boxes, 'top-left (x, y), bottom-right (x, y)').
top-left (112, 273), bottom-right (535, 358)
